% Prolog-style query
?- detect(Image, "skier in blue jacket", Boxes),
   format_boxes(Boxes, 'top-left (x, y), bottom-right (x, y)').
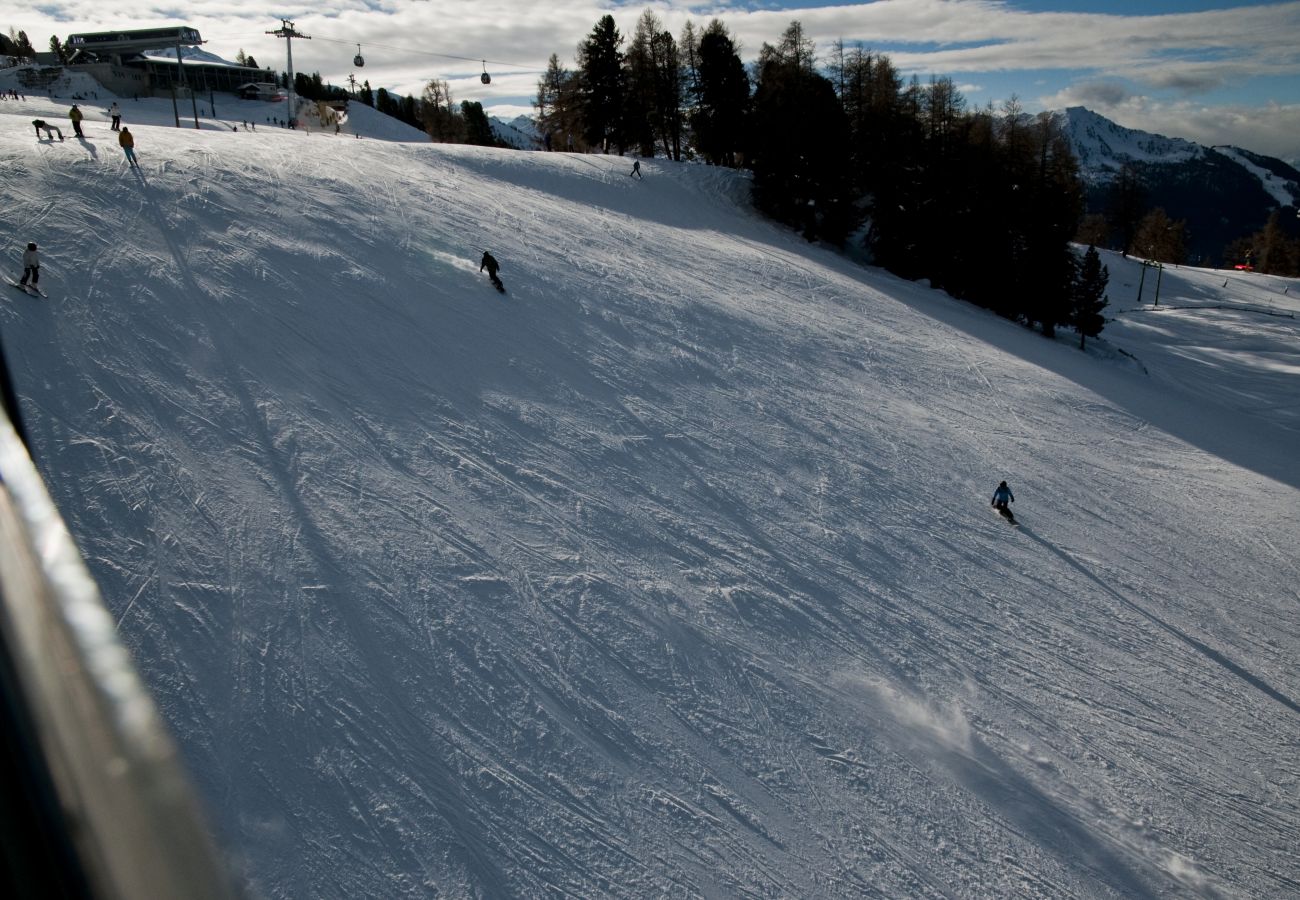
top-left (991, 480), bottom-right (1014, 513)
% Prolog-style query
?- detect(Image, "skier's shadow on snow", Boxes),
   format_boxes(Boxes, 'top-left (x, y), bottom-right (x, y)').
top-left (76, 136), bottom-right (97, 160)
top-left (1020, 524), bottom-right (1300, 717)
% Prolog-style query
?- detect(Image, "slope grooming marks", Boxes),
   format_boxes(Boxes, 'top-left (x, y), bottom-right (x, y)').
top-left (1, 97), bottom-right (1298, 898)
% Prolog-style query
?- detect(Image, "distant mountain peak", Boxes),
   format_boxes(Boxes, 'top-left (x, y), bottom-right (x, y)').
top-left (1057, 107), bottom-right (1205, 180)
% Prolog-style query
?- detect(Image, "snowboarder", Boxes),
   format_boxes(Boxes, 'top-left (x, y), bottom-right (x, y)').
top-left (480, 251), bottom-right (504, 292)
top-left (629, 159), bottom-right (642, 179)
top-left (17, 242), bottom-right (40, 290)
top-left (69, 104), bottom-right (84, 138)
top-left (32, 119), bottom-right (64, 141)
top-left (108, 102), bottom-right (121, 131)
top-left (991, 480), bottom-right (1015, 520)
top-left (119, 127), bottom-right (138, 168)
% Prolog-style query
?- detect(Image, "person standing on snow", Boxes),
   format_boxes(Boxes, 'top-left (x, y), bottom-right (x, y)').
top-left (18, 242), bottom-right (40, 290)
top-left (118, 127), bottom-right (138, 168)
top-left (108, 102), bottom-right (121, 131)
top-left (991, 480), bottom-right (1015, 514)
top-left (69, 103), bottom-right (84, 138)
top-left (629, 159), bottom-right (643, 179)
top-left (479, 251), bottom-right (504, 291)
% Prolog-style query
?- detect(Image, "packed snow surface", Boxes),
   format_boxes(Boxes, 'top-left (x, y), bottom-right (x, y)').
top-left (2, 88), bottom-right (1299, 899)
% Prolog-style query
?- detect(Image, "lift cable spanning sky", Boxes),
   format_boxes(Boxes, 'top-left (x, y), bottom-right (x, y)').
top-left (206, 27), bottom-right (547, 76)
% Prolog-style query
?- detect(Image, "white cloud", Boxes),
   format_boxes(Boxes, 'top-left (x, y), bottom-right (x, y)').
top-left (9, 1), bottom-right (1300, 159)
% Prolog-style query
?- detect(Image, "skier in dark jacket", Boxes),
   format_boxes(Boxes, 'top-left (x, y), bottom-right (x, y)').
top-left (991, 481), bottom-right (1014, 513)
top-left (479, 251), bottom-right (503, 291)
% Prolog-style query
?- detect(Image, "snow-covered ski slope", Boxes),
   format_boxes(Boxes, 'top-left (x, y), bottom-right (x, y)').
top-left (2, 94), bottom-right (1299, 899)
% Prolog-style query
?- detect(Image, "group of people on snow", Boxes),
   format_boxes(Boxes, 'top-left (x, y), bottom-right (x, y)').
top-left (32, 103), bottom-right (137, 167)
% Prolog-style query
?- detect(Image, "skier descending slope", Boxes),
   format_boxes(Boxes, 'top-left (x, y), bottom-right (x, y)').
top-left (991, 480), bottom-right (1016, 523)
top-left (8, 242), bottom-right (46, 297)
top-left (479, 250), bottom-right (505, 293)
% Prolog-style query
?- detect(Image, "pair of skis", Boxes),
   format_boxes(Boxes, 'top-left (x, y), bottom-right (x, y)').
top-left (6, 279), bottom-right (47, 298)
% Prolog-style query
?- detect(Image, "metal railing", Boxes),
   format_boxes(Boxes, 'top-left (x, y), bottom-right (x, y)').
top-left (0, 403), bottom-right (240, 899)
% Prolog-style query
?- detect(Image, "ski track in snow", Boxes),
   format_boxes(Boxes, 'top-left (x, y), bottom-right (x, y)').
top-left (2, 93), bottom-right (1300, 899)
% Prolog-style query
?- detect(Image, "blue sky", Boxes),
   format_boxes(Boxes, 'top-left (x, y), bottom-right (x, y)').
top-left (9, 2), bottom-right (1300, 162)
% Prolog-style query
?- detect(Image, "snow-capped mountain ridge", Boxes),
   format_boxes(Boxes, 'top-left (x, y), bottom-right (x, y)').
top-left (1059, 106), bottom-right (1207, 180)
top-left (1058, 106), bottom-right (1300, 260)
top-left (1212, 144), bottom-right (1300, 208)
top-left (1059, 105), bottom-right (1300, 206)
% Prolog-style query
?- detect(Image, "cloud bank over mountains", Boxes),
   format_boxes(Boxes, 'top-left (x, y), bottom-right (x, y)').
top-left (10, 1), bottom-right (1300, 161)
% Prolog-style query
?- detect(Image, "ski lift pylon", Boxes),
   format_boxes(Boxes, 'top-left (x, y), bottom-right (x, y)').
top-left (480, 60), bottom-right (490, 85)
top-left (353, 44), bottom-right (365, 67)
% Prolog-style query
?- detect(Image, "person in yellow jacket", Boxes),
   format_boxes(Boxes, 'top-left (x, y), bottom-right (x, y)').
top-left (118, 126), bottom-right (138, 168)
top-left (69, 103), bottom-right (84, 138)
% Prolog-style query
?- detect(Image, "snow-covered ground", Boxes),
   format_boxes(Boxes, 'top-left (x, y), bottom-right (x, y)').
top-left (2, 82), bottom-right (1299, 899)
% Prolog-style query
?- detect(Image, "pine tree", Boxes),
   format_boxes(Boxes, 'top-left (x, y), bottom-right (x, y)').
top-left (750, 22), bottom-right (854, 243)
top-left (678, 20), bottom-right (701, 116)
top-left (49, 35), bottom-right (68, 64)
top-left (1134, 207), bottom-right (1188, 264)
top-left (13, 29), bottom-right (35, 59)
top-left (623, 12), bottom-right (659, 157)
top-left (691, 21), bottom-right (749, 167)
top-left (1257, 209), bottom-right (1298, 275)
top-left (534, 54), bottom-right (572, 146)
top-left (1021, 114), bottom-right (1085, 336)
top-left (460, 101), bottom-right (496, 147)
top-left (577, 15), bottom-right (626, 153)
top-left (1107, 163), bottom-right (1145, 255)
top-left (421, 80), bottom-right (461, 141)
top-left (1072, 245), bottom-right (1109, 350)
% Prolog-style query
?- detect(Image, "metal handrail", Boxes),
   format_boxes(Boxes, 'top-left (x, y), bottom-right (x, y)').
top-left (0, 406), bottom-right (240, 899)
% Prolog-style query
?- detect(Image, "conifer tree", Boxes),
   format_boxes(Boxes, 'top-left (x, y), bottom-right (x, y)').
top-left (535, 54), bottom-right (577, 147)
top-left (1107, 163), bottom-right (1146, 255)
top-left (460, 101), bottom-right (496, 146)
top-left (624, 11), bottom-right (662, 157)
top-left (1021, 114), bottom-right (1085, 336)
top-left (1134, 207), bottom-right (1188, 264)
top-left (12, 29), bottom-right (35, 58)
top-left (678, 21), bottom-right (701, 114)
top-left (829, 44), bottom-right (902, 194)
top-left (421, 79), bottom-right (461, 142)
top-left (1072, 244), bottom-right (1109, 350)
top-left (691, 21), bottom-right (749, 167)
top-left (577, 15), bottom-right (626, 153)
top-left (751, 22), bottom-right (853, 243)
top-left (1256, 209), bottom-right (1298, 274)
